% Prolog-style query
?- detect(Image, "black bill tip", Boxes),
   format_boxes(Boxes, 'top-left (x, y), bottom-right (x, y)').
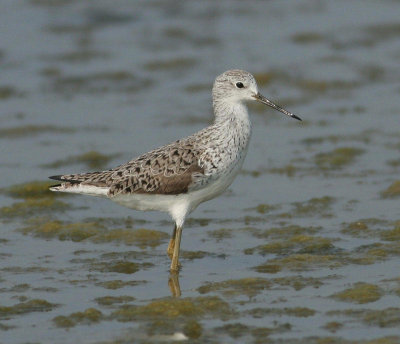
top-left (291, 114), bottom-right (302, 121)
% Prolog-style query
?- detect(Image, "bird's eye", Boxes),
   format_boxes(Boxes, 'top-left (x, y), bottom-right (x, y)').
top-left (236, 82), bottom-right (244, 89)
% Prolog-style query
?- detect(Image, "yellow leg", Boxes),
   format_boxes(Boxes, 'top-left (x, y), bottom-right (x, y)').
top-left (167, 225), bottom-right (177, 260)
top-left (168, 271), bottom-right (181, 297)
top-left (170, 225), bottom-right (182, 272)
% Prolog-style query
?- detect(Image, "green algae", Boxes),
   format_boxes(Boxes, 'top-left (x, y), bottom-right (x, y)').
top-left (272, 276), bottom-right (325, 290)
top-left (253, 72), bottom-right (275, 86)
top-left (292, 32), bottom-right (325, 44)
top-left (297, 79), bottom-right (358, 94)
top-left (0, 322), bottom-right (15, 331)
top-left (20, 219), bottom-right (102, 242)
top-left (96, 280), bottom-right (146, 290)
top-left (341, 221), bottom-right (370, 237)
top-left (253, 203), bottom-right (278, 214)
top-left (381, 181), bottom-right (400, 198)
top-left (20, 218), bottom-right (168, 247)
top-left (245, 241), bottom-right (293, 255)
top-left (207, 228), bottom-right (233, 241)
top-left (380, 226), bottom-right (400, 241)
top-left (293, 235), bottom-right (335, 254)
top-left (94, 296), bottom-right (135, 306)
top-left (1, 198), bottom-right (70, 220)
top-left (42, 150), bottom-right (119, 169)
top-left (387, 159), bottom-right (400, 168)
top-left (144, 57), bottom-right (197, 71)
top-left (91, 228), bottom-right (168, 248)
top-left (91, 261), bottom-right (141, 274)
top-left (328, 308), bottom-right (400, 328)
top-left (332, 283), bottom-right (382, 304)
top-left (246, 235), bottom-right (335, 256)
top-left (183, 320), bottom-right (202, 339)
top-left (323, 321), bottom-right (343, 333)
top-left (1, 266), bottom-right (48, 274)
top-left (1, 181), bottom-right (57, 199)
top-left (362, 308), bottom-right (400, 328)
top-left (292, 196), bottom-right (335, 216)
top-left (268, 164), bottom-right (298, 177)
top-left (50, 71), bottom-right (152, 95)
top-left (350, 242), bottom-right (400, 265)
top-left (0, 125), bottom-right (74, 139)
top-left (253, 263), bottom-right (282, 274)
top-left (0, 283), bottom-right (30, 292)
top-left (53, 308), bottom-right (103, 328)
top-left (112, 296), bottom-right (233, 321)
top-left (184, 83), bottom-right (209, 94)
top-left (216, 322), bottom-right (249, 339)
top-left (251, 323), bottom-right (292, 343)
top-left (0, 299), bottom-right (57, 318)
top-left (47, 50), bottom-right (109, 63)
top-left (0, 85), bottom-right (20, 99)
top-left (198, 278), bottom-right (272, 298)
top-left (315, 147), bottom-right (364, 170)
top-left (249, 307), bottom-right (316, 318)
top-left (181, 250), bottom-right (208, 260)
top-left (265, 253), bottom-right (342, 272)
top-left (252, 224), bottom-right (322, 239)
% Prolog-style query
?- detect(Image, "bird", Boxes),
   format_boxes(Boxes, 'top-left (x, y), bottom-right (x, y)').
top-left (49, 69), bottom-right (301, 272)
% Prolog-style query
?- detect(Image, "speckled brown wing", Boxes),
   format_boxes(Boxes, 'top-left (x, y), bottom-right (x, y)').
top-left (107, 140), bottom-right (205, 196)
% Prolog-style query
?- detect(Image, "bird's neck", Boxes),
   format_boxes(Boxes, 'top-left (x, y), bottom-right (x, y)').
top-left (212, 99), bottom-right (252, 147)
top-left (213, 99), bottom-right (250, 126)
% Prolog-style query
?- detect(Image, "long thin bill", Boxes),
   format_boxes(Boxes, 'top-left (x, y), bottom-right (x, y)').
top-left (253, 92), bottom-right (302, 121)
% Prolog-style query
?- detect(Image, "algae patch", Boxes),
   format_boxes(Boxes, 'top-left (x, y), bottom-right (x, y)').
top-left (262, 253), bottom-right (343, 272)
top-left (328, 308), bottom-right (400, 328)
top-left (53, 308), bottom-right (102, 328)
top-left (91, 228), bottom-right (168, 248)
top-left (112, 296), bottom-right (233, 321)
top-left (20, 219), bottom-right (102, 242)
top-left (315, 147), bottom-right (364, 170)
top-left (0, 125), bottom-right (74, 139)
top-left (249, 307), bottom-right (316, 318)
top-left (20, 219), bottom-right (168, 247)
top-left (207, 228), bottom-right (233, 241)
top-left (144, 57), bottom-right (197, 71)
top-left (94, 296), bottom-right (135, 306)
top-left (49, 70), bottom-right (152, 95)
top-left (246, 235), bottom-right (335, 256)
top-left (332, 283), bottom-right (382, 304)
top-left (198, 278), bottom-right (272, 298)
top-left (381, 181), bottom-right (400, 199)
top-left (42, 150), bottom-right (119, 169)
top-left (292, 196), bottom-right (335, 217)
top-left (91, 261), bottom-right (142, 274)
top-left (1, 199), bottom-right (70, 220)
top-left (0, 299), bottom-right (58, 318)
top-left (1, 180), bottom-right (59, 199)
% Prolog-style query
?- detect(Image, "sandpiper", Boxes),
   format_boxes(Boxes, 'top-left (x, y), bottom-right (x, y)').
top-left (49, 69), bottom-right (301, 272)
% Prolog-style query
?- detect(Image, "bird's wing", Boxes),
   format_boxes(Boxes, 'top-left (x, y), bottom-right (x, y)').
top-left (50, 140), bottom-right (206, 196)
top-left (108, 140), bottom-right (205, 196)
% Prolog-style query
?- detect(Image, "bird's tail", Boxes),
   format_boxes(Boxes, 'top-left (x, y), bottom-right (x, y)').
top-left (49, 173), bottom-right (110, 197)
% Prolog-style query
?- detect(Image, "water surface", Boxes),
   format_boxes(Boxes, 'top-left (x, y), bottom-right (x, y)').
top-left (1, 1), bottom-right (400, 343)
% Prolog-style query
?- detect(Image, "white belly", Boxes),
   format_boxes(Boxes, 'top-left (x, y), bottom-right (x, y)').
top-left (111, 157), bottom-right (243, 227)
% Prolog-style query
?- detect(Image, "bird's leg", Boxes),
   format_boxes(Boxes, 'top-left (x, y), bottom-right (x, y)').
top-left (167, 224), bottom-right (177, 260)
top-left (168, 271), bottom-right (181, 297)
top-left (170, 225), bottom-right (182, 272)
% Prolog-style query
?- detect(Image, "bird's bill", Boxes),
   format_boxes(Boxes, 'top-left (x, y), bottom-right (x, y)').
top-left (252, 92), bottom-right (302, 121)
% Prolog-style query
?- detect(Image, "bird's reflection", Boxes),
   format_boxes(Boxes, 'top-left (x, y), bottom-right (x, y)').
top-left (168, 272), bottom-right (181, 297)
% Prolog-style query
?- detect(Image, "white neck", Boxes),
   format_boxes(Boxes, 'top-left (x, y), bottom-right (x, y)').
top-left (213, 99), bottom-right (250, 125)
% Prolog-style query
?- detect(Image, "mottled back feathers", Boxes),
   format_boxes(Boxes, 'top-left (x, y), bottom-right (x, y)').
top-left (51, 138), bottom-right (205, 197)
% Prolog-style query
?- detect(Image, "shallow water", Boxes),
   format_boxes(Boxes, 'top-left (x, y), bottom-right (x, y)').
top-left (1, 1), bottom-right (400, 343)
